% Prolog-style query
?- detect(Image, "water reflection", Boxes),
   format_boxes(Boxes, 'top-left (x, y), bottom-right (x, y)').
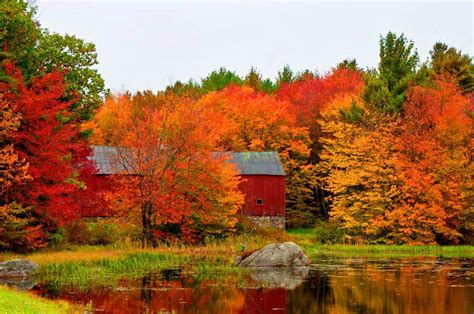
top-left (32, 257), bottom-right (473, 314)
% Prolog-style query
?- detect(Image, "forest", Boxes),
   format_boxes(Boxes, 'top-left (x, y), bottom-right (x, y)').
top-left (1, 0), bottom-right (473, 253)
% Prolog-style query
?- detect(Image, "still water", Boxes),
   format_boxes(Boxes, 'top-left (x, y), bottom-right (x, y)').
top-left (32, 257), bottom-right (473, 314)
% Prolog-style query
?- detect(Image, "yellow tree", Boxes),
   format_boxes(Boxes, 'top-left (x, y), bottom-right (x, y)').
top-left (317, 93), bottom-right (404, 241)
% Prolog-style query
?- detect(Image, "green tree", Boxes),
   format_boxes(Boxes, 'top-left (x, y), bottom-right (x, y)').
top-left (35, 33), bottom-right (106, 120)
top-left (259, 78), bottom-right (277, 94)
top-left (363, 32), bottom-right (420, 114)
top-left (276, 65), bottom-right (295, 86)
top-left (430, 42), bottom-right (474, 94)
top-left (0, 0), bottom-right (40, 77)
top-left (201, 67), bottom-right (242, 93)
top-left (335, 59), bottom-right (360, 71)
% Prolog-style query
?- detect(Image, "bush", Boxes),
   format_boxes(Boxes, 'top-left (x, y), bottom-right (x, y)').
top-left (64, 220), bottom-right (140, 246)
top-left (87, 222), bottom-right (120, 245)
top-left (313, 221), bottom-right (344, 244)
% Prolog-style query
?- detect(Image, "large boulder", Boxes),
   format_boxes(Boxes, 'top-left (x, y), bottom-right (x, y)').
top-left (236, 242), bottom-right (309, 268)
top-left (0, 259), bottom-right (38, 278)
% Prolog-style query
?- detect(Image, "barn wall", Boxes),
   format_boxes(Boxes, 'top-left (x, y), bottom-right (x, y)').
top-left (238, 175), bottom-right (285, 216)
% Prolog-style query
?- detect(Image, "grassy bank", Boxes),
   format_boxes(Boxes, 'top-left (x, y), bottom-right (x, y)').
top-left (0, 286), bottom-right (71, 314)
top-left (287, 228), bottom-right (474, 258)
top-left (305, 244), bottom-right (474, 258)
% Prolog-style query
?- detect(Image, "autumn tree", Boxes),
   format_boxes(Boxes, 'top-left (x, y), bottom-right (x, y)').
top-left (317, 96), bottom-right (402, 241)
top-left (1, 62), bottom-right (97, 233)
top-left (319, 77), bottom-right (473, 244)
top-left (277, 68), bottom-right (364, 135)
top-left (0, 94), bottom-right (45, 251)
top-left (276, 69), bottom-right (365, 219)
top-left (390, 78), bottom-right (473, 244)
top-left (88, 93), bottom-right (244, 245)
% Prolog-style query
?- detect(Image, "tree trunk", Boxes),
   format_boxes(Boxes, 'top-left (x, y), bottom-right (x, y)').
top-left (141, 201), bottom-right (153, 247)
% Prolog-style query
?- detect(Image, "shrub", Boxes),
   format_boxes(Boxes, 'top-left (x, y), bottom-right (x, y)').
top-left (313, 221), bottom-right (344, 244)
top-left (87, 222), bottom-right (120, 245)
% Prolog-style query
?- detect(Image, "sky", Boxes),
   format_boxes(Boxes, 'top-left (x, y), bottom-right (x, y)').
top-left (36, 1), bottom-right (473, 93)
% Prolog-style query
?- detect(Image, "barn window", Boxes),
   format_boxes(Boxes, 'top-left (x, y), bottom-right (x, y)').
top-left (256, 198), bottom-right (263, 205)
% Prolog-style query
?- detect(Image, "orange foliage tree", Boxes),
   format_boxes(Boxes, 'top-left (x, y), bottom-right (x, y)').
top-left (87, 93), bottom-right (243, 245)
top-left (388, 78), bottom-right (473, 244)
top-left (198, 86), bottom-right (317, 227)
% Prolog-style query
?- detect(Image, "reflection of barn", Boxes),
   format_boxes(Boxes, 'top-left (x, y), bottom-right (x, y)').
top-left (90, 146), bottom-right (286, 229)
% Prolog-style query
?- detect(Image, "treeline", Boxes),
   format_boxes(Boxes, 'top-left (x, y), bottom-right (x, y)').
top-left (1, 1), bottom-right (473, 251)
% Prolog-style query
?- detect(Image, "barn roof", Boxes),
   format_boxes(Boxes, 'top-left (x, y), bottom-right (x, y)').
top-left (90, 146), bottom-right (129, 175)
top-left (222, 152), bottom-right (285, 176)
top-left (90, 146), bottom-right (285, 176)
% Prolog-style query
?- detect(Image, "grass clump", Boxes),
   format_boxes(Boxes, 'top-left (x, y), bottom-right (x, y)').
top-left (0, 285), bottom-right (71, 314)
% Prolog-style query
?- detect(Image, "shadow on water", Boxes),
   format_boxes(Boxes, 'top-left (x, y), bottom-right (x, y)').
top-left (29, 257), bottom-right (473, 314)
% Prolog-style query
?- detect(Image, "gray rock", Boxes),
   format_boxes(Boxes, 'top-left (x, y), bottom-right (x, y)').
top-left (237, 242), bottom-right (309, 268)
top-left (0, 259), bottom-right (38, 278)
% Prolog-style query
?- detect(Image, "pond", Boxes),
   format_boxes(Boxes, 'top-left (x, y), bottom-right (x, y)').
top-left (31, 257), bottom-right (473, 313)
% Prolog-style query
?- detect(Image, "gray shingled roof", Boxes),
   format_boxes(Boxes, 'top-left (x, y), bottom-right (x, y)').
top-left (221, 152), bottom-right (285, 176)
top-left (90, 146), bottom-right (285, 176)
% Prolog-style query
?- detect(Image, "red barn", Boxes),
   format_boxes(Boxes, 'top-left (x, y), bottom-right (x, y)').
top-left (90, 147), bottom-right (286, 229)
top-left (225, 152), bottom-right (286, 229)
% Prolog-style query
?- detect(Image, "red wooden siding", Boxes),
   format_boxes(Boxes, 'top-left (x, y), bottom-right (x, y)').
top-left (238, 175), bottom-right (285, 216)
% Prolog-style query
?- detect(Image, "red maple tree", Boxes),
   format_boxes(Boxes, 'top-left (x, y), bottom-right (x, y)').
top-left (1, 62), bottom-right (98, 229)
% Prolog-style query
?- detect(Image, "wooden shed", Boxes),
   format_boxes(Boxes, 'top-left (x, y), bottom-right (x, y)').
top-left (225, 152), bottom-right (286, 229)
top-left (90, 146), bottom-right (286, 228)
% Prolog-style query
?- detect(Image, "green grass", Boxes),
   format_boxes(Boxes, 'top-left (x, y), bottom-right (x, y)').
top-left (0, 286), bottom-right (70, 314)
top-left (306, 243), bottom-right (474, 258)
top-left (36, 251), bottom-right (241, 289)
top-left (286, 228), bottom-right (474, 258)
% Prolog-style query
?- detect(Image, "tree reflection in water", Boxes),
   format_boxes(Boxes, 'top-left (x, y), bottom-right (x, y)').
top-left (31, 257), bottom-right (473, 313)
